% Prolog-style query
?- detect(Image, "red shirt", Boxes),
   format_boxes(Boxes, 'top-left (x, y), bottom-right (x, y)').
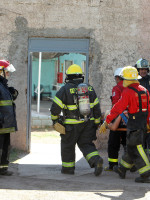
top-left (112, 80), bottom-right (124, 106)
top-left (106, 83), bottom-right (150, 124)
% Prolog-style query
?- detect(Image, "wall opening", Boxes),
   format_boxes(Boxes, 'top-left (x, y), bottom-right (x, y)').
top-left (27, 38), bottom-right (89, 152)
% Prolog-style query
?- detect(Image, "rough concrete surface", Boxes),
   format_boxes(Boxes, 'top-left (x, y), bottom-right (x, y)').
top-left (0, 130), bottom-right (150, 200)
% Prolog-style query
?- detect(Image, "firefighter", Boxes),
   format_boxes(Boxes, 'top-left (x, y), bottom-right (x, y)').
top-left (105, 67), bottom-right (127, 171)
top-left (135, 58), bottom-right (150, 92)
top-left (0, 60), bottom-right (18, 176)
top-left (100, 66), bottom-right (150, 183)
top-left (50, 64), bottom-right (103, 176)
top-left (135, 58), bottom-right (150, 158)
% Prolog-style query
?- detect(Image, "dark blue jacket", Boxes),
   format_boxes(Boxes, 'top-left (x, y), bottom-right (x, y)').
top-left (139, 75), bottom-right (150, 93)
top-left (0, 76), bottom-right (17, 134)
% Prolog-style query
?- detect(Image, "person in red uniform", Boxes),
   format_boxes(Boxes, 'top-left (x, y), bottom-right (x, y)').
top-left (105, 68), bottom-right (127, 171)
top-left (100, 66), bottom-right (150, 183)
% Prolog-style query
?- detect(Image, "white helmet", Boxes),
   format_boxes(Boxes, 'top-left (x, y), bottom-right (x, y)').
top-left (0, 60), bottom-right (16, 72)
top-left (114, 68), bottom-right (123, 77)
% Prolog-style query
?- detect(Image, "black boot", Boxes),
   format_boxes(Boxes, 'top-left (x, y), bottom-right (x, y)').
top-left (0, 168), bottom-right (13, 176)
top-left (130, 165), bottom-right (137, 173)
top-left (61, 168), bottom-right (74, 175)
top-left (94, 157), bottom-right (103, 176)
top-left (135, 171), bottom-right (150, 183)
top-left (113, 165), bottom-right (126, 179)
top-left (104, 166), bottom-right (113, 171)
top-left (135, 176), bottom-right (150, 183)
top-left (104, 163), bottom-right (118, 172)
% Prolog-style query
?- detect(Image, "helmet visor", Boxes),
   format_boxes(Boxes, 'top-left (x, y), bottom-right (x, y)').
top-left (5, 64), bottom-right (16, 72)
top-left (141, 59), bottom-right (149, 68)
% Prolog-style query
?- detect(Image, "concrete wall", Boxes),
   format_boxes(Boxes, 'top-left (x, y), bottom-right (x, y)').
top-left (0, 0), bottom-right (150, 150)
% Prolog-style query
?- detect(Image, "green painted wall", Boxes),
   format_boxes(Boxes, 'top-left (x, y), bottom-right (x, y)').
top-left (32, 53), bottom-right (86, 99)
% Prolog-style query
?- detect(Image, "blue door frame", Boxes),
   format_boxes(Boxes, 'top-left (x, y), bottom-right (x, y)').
top-left (27, 38), bottom-right (89, 151)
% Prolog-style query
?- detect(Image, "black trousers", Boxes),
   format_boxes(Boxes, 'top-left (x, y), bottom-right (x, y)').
top-left (108, 130), bottom-right (126, 168)
top-left (61, 121), bottom-right (101, 171)
top-left (144, 132), bottom-right (150, 159)
top-left (0, 133), bottom-right (10, 168)
top-left (121, 129), bottom-right (150, 176)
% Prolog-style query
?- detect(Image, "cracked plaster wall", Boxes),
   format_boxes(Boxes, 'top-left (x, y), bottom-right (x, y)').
top-left (0, 0), bottom-right (150, 150)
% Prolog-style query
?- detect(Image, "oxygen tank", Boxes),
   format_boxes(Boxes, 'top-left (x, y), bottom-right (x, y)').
top-left (77, 83), bottom-right (90, 121)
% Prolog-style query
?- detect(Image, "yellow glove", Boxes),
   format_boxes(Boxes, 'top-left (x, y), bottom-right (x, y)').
top-left (54, 122), bottom-right (66, 135)
top-left (99, 121), bottom-right (108, 134)
top-left (147, 124), bottom-right (150, 133)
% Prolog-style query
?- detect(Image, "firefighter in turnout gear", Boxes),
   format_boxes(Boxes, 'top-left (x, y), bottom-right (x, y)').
top-left (50, 64), bottom-right (103, 176)
top-left (105, 68), bottom-right (127, 171)
top-left (100, 66), bottom-right (150, 183)
top-left (135, 58), bottom-right (150, 93)
top-left (135, 58), bottom-right (150, 158)
top-left (0, 60), bottom-right (18, 176)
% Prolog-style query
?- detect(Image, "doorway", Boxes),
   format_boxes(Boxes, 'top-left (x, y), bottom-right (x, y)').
top-left (27, 38), bottom-right (89, 152)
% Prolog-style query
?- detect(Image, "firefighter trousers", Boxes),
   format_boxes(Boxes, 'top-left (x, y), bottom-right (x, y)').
top-left (120, 129), bottom-right (150, 177)
top-left (144, 132), bottom-right (150, 160)
top-left (108, 130), bottom-right (126, 168)
top-left (61, 120), bottom-right (102, 171)
top-left (0, 133), bottom-right (10, 170)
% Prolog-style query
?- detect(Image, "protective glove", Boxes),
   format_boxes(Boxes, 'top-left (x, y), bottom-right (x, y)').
top-left (99, 121), bottom-right (108, 134)
top-left (9, 87), bottom-right (19, 100)
top-left (54, 122), bottom-right (66, 135)
top-left (52, 118), bottom-right (65, 135)
top-left (147, 124), bottom-right (150, 133)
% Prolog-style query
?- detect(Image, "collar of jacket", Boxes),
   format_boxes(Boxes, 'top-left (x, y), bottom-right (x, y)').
top-left (67, 79), bottom-right (83, 85)
top-left (141, 75), bottom-right (149, 80)
top-left (0, 75), bottom-right (8, 87)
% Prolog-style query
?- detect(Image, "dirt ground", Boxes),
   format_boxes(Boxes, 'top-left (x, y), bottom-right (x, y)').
top-left (0, 128), bottom-right (150, 200)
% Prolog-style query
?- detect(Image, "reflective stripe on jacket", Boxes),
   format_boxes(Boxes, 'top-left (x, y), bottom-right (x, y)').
top-left (51, 80), bottom-right (101, 124)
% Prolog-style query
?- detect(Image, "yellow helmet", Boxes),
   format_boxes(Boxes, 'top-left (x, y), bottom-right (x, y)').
top-left (66, 64), bottom-right (83, 75)
top-left (120, 66), bottom-right (141, 80)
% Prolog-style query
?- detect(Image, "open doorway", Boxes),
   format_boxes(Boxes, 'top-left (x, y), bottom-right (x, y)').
top-left (27, 38), bottom-right (89, 152)
top-left (30, 52), bottom-right (87, 150)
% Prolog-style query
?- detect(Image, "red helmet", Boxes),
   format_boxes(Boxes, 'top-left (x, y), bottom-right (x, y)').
top-left (0, 60), bottom-right (16, 72)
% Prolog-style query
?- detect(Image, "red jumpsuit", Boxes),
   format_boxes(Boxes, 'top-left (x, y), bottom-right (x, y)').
top-left (112, 80), bottom-right (124, 106)
top-left (106, 83), bottom-right (150, 177)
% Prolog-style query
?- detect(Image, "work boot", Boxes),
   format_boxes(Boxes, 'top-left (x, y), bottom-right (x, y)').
top-left (104, 163), bottom-right (118, 172)
top-left (61, 168), bottom-right (74, 175)
top-left (130, 165), bottom-right (137, 173)
top-left (0, 169), bottom-right (13, 176)
top-left (104, 166), bottom-right (113, 171)
top-left (94, 157), bottom-right (103, 176)
top-left (135, 176), bottom-right (150, 183)
top-left (113, 165), bottom-right (126, 179)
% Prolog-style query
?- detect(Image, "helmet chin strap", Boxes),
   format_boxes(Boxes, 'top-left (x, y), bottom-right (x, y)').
top-left (2, 68), bottom-right (6, 78)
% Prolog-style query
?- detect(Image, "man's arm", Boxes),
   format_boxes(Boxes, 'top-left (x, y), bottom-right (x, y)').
top-left (108, 115), bottom-right (122, 131)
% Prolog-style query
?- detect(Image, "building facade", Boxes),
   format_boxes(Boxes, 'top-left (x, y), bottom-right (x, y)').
top-left (0, 0), bottom-right (150, 150)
